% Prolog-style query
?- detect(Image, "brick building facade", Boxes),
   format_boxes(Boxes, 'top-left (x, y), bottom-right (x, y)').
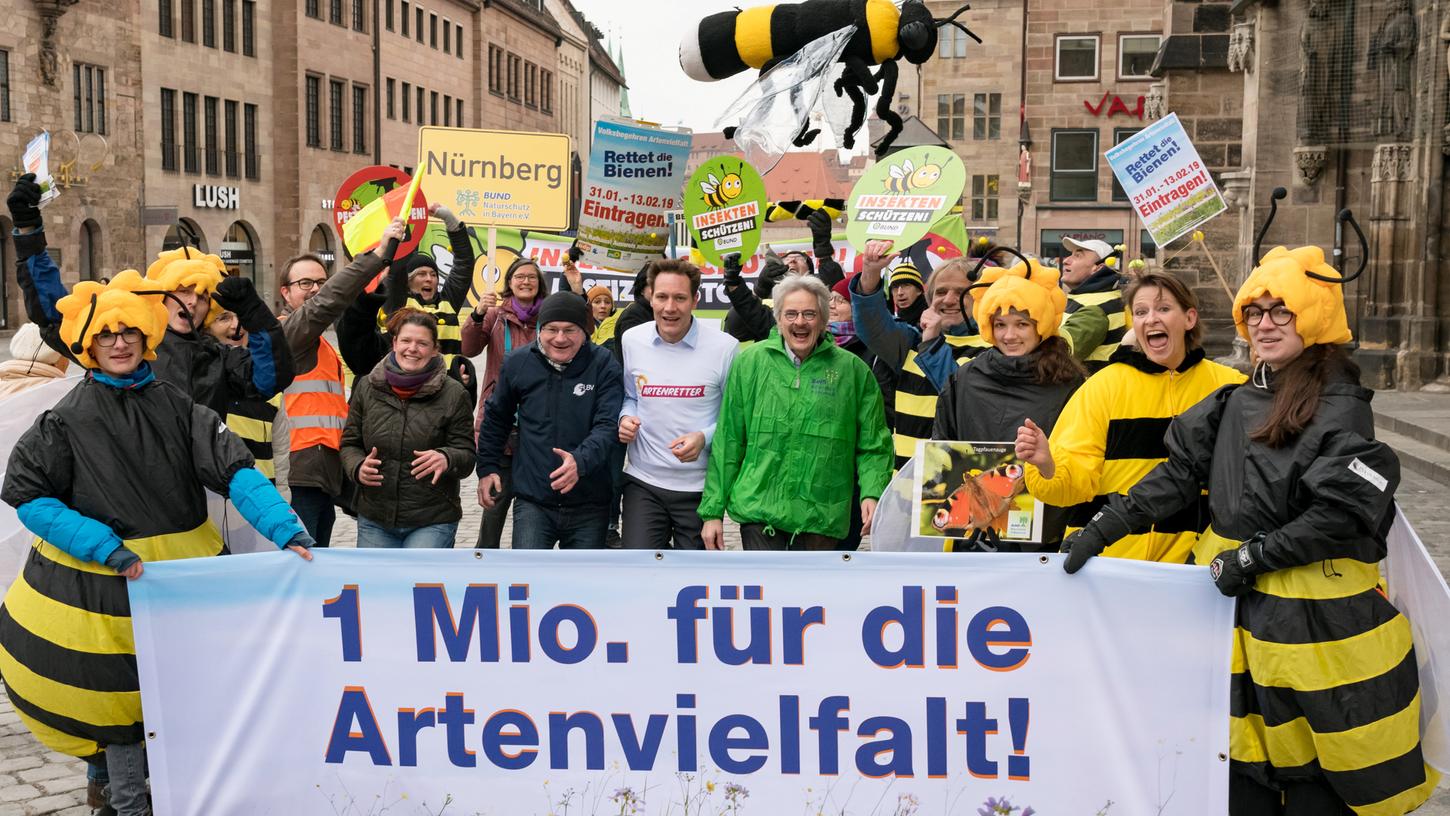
top-left (0, 0), bottom-right (625, 312)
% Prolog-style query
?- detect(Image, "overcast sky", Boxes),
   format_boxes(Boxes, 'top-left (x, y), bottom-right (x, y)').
top-left (569, 0), bottom-right (762, 133)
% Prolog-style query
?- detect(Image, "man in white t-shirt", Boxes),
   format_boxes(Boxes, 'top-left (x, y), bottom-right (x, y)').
top-left (617, 260), bottom-right (739, 549)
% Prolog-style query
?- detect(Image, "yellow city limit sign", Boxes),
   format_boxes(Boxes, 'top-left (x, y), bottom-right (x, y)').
top-left (417, 126), bottom-right (572, 231)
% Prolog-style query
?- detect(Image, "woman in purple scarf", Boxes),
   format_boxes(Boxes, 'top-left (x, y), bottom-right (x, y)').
top-left (342, 309), bottom-right (476, 548)
top-left (460, 257), bottom-right (544, 547)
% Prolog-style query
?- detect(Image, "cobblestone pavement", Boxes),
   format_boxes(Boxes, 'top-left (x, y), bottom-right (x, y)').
top-left (2, 474), bottom-right (1449, 814)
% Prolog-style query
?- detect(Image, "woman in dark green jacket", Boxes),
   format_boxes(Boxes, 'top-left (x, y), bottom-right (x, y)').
top-left (341, 309), bottom-right (475, 548)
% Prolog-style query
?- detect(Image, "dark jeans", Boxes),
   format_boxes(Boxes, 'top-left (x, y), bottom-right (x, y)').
top-left (620, 475), bottom-right (704, 550)
top-left (511, 498), bottom-right (609, 549)
top-left (290, 485), bottom-right (336, 547)
top-left (739, 523), bottom-right (838, 551)
top-left (476, 459), bottom-right (514, 549)
top-left (105, 741), bottom-right (150, 816)
top-left (607, 441), bottom-right (626, 532)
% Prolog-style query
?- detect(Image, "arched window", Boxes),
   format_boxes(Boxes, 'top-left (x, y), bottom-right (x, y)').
top-left (78, 219), bottom-right (102, 281)
top-left (222, 220), bottom-right (260, 282)
top-left (309, 224), bottom-right (336, 273)
top-left (162, 218), bottom-right (209, 253)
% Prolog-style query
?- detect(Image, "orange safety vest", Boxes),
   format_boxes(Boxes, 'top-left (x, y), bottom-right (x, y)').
top-left (286, 336), bottom-right (348, 451)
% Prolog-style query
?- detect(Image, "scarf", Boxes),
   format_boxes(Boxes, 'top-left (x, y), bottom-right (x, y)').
top-left (829, 320), bottom-right (857, 348)
top-left (506, 296), bottom-right (542, 325)
top-left (383, 353), bottom-right (441, 399)
top-left (91, 362), bottom-right (155, 390)
top-left (537, 337), bottom-right (572, 372)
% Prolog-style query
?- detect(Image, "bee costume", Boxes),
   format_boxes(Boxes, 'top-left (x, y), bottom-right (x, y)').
top-left (0, 272), bottom-right (311, 772)
top-left (1066, 205), bottom-right (1439, 814)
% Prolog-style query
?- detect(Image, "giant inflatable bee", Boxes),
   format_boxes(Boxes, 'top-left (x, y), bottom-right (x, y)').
top-left (681, 0), bottom-right (978, 163)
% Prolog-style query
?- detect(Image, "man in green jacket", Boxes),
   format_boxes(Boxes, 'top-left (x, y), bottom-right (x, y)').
top-left (700, 276), bottom-right (894, 550)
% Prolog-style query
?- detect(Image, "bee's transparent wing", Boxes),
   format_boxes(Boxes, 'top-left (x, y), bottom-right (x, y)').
top-left (714, 25), bottom-right (856, 173)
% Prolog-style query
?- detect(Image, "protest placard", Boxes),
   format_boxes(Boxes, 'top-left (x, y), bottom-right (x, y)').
top-left (685, 156), bottom-right (767, 266)
top-left (913, 440), bottom-right (1043, 547)
top-left (846, 146), bottom-right (965, 250)
top-left (21, 132), bottom-right (59, 207)
top-left (416, 127), bottom-right (571, 230)
top-left (577, 118), bottom-right (692, 272)
top-left (1106, 114), bottom-right (1227, 246)
top-left (332, 165), bottom-right (429, 258)
top-left (132, 550), bottom-right (1232, 815)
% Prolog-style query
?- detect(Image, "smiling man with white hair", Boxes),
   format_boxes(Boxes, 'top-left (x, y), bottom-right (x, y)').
top-left (699, 275), bottom-right (893, 551)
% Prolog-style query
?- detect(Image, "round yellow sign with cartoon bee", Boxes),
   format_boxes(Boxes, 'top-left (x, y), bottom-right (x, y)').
top-left (684, 156), bottom-right (768, 266)
top-left (846, 146), bottom-right (966, 250)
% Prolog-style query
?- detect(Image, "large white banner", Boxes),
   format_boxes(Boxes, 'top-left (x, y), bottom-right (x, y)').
top-left (131, 551), bottom-right (1233, 815)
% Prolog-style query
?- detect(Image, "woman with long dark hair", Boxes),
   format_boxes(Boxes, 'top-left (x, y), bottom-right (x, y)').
top-left (933, 260), bottom-right (1085, 551)
top-left (1063, 239), bottom-right (1439, 814)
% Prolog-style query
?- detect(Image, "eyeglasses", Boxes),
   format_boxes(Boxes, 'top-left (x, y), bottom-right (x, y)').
top-left (286, 277), bottom-right (326, 291)
top-left (1241, 304), bottom-right (1295, 327)
top-left (95, 328), bottom-right (143, 347)
top-left (540, 325), bottom-right (582, 338)
top-left (781, 310), bottom-right (820, 323)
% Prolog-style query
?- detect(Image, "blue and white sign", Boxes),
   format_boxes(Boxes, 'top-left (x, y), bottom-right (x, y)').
top-left (1106, 114), bottom-right (1227, 246)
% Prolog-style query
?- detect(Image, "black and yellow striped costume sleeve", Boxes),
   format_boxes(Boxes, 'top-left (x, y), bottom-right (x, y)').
top-left (1065, 288), bottom-right (1126, 372)
top-left (891, 334), bottom-right (990, 469)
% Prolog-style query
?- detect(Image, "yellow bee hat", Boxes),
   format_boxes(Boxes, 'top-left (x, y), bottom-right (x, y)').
top-left (145, 246), bottom-right (227, 325)
top-left (1232, 245), bottom-right (1352, 347)
top-left (57, 269), bottom-right (170, 369)
top-left (973, 258), bottom-right (1067, 345)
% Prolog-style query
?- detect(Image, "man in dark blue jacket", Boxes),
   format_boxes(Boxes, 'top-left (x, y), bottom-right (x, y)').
top-left (477, 291), bottom-right (624, 549)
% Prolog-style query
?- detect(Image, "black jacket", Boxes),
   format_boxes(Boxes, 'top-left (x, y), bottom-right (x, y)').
top-left (933, 347), bottom-right (1084, 549)
top-left (723, 256), bottom-right (788, 343)
top-left (476, 341), bottom-right (624, 507)
top-left (611, 277), bottom-right (654, 365)
top-left (1108, 358), bottom-right (1398, 568)
top-left (4, 374), bottom-right (252, 539)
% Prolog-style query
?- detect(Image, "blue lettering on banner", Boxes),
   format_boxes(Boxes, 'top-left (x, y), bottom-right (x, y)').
top-left (320, 581), bottom-right (1039, 780)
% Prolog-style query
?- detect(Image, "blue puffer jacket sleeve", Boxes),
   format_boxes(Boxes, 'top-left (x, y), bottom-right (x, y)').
top-left (850, 276), bottom-right (920, 373)
top-left (16, 497), bottom-right (123, 565)
top-left (229, 467), bottom-right (308, 548)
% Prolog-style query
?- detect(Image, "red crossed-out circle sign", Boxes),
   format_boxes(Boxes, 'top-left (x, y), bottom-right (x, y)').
top-left (332, 165), bottom-right (430, 257)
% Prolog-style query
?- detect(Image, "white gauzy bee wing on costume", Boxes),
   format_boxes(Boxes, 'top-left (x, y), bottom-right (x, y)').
top-left (715, 25), bottom-right (857, 174)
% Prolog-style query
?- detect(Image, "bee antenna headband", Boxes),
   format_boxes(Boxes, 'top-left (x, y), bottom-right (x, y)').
top-left (1304, 209), bottom-right (1368, 284)
top-left (1251, 186), bottom-right (1288, 265)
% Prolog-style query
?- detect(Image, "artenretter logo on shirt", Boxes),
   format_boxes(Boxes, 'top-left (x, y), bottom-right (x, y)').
top-left (641, 385), bottom-right (706, 398)
top-left (634, 375), bottom-right (706, 398)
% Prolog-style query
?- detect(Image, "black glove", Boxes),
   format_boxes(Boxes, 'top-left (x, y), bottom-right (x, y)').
top-left (104, 545), bottom-right (140, 572)
top-left (567, 244), bottom-right (582, 263)
top-left (807, 209), bottom-right (835, 257)
top-left (213, 275), bottom-right (280, 332)
top-left (285, 530), bottom-right (316, 550)
top-left (1208, 534), bottom-right (1269, 597)
top-left (7, 173), bottom-right (42, 230)
top-left (1062, 504), bottom-right (1133, 574)
top-left (722, 253), bottom-right (744, 289)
